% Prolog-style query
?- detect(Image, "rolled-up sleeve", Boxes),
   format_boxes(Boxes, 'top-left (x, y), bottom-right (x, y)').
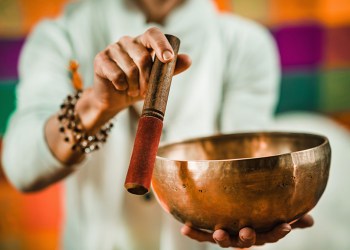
top-left (2, 20), bottom-right (77, 191)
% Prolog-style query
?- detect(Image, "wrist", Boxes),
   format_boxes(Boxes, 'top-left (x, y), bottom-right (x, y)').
top-left (75, 88), bottom-right (118, 132)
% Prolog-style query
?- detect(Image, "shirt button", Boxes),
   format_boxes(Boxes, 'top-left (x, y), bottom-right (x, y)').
top-left (143, 192), bottom-right (153, 202)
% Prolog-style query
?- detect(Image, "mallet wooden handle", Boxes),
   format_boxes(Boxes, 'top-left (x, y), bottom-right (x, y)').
top-left (125, 35), bottom-right (180, 195)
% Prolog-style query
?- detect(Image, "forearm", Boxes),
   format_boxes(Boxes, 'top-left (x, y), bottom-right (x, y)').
top-left (2, 88), bottom-right (117, 192)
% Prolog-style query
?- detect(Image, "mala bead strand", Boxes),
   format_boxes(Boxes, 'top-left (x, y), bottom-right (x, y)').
top-left (57, 61), bottom-right (114, 154)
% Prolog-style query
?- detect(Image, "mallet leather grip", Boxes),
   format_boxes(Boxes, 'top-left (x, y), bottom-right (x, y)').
top-left (125, 34), bottom-right (180, 195)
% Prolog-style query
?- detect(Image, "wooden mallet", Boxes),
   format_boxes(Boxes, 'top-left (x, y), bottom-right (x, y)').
top-left (124, 34), bottom-right (180, 195)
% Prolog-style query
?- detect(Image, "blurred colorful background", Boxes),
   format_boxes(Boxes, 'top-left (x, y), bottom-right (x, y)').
top-left (0, 0), bottom-right (349, 249)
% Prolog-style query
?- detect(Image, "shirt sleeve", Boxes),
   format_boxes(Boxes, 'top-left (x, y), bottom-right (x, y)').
top-left (2, 19), bottom-right (80, 191)
top-left (219, 15), bottom-right (280, 133)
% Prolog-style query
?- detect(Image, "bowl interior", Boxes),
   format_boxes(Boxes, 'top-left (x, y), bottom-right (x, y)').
top-left (157, 132), bottom-right (326, 161)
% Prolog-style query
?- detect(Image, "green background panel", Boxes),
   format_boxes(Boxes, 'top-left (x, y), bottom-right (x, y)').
top-left (276, 71), bottom-right (320, 114)
top-left (0, 80), bottom-right (17, 135)
top-left (319, 70), bottom-right (350, 112)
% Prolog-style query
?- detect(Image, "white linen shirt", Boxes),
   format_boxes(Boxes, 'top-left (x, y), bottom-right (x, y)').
top-left (2, 0), bottom-right (280, 249)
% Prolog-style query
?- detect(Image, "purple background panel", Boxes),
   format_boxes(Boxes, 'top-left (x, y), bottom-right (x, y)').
top-left (0, 38), bottom-right (25, 80)
top-left (272, 23), bottom-right (325, 70)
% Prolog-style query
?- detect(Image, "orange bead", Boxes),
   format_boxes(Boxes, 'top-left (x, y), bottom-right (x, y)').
top-left (72, 72), bottom-right (83, 91)
top-left (68, 60), bottom-right (83, 91)
top-left (69, 60), bottom-right (79, 72)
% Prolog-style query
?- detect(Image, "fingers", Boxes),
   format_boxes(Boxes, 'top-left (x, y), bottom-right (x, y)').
top-left (94, 52), bottom-right (127, 91)
top-left (182, 219), bottom-right (310, 248)
top-left (107, 42), bottom-right (140, 97)
top-left (95, 27), bottom-right (191, 104)
top-left (118, 36), bottom-right (153, 96)
top-left (291, 214), bottom-right (314, 229)
top-left (216, 227), bottom-right (256, 248)
top-left (182, 226), bottom-right (257, 249)
top-left (181, 225), bottom-right (215, 244)
top-left (255, 223), bottom-right (291, 246)
top-left (136, 27), bottom-right (175, 63)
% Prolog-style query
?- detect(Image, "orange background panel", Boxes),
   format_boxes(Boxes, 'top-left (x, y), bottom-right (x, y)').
top-left (269, 0), bottom-right (321, 25)
top-left (22, 231), bottom-right (60, 250)
top-left (22, 186), bottom-right (63, 231)
top-left (0, 139), bottom-right (62, 250)
top-left (318, 0), bottom-right (350, 26)
top-left (0, 181), bottom-right (62, 250)
top-left (215, 0), bottom-right (233, 12)
top-left (19, 0), bottom-right (68, 34)
top-left (269, 0), bottom-right (350, 27)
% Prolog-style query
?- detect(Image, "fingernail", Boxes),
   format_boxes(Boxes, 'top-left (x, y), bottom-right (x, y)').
top-left (162, 50), bottom-right (173, 61)
top-left (242, 234), bottom-right (254, 241)
top-left (213, 229), bottom-right (229, 242)
top-left (117, 83), bottom-right (128, 91)
top-left (114, 78), bottom-right (128, 91)
top-left (214, 234), bottom-right (228, 242)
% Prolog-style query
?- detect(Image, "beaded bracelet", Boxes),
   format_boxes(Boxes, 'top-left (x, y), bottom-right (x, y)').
top-left (57, 61), bottom-right (113, 154)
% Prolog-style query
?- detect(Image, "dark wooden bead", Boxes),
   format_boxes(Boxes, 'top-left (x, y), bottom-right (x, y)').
top-left (58, 90), bottom-right (115, 153)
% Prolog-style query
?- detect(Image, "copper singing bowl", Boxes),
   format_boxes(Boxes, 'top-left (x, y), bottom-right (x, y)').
top-left (152, 132), bottom-right (331, 234)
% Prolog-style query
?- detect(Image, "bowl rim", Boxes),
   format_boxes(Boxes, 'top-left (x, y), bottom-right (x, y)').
top-left (156, 131), bottom-right (330, 163)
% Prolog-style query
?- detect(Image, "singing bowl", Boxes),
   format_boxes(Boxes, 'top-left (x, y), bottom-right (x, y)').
top-left (152, 132), bottom-right (331, 234)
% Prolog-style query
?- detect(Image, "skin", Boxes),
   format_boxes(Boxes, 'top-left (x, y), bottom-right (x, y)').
top-left (182, 214), bottom-right (314, 248)
top-left (43, 0), bottom-right (314, 248)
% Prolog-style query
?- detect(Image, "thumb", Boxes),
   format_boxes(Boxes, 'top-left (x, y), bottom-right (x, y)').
top-left (174, 54), bottom-right (192, 75)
